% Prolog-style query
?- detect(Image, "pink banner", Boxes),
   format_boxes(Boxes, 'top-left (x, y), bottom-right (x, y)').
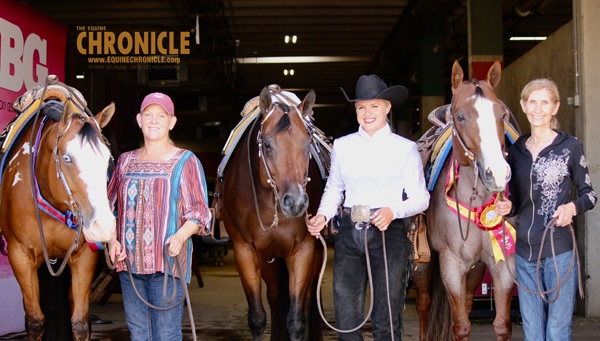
top-left (0, 0), bottom-right (67, 129)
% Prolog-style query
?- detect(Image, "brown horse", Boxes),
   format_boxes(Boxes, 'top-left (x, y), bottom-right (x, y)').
top-left (220, 86), bottom-right (324, 340)
top-left (0, 84), bottom-right (116, 341)
top-left (412, 61), bottom-right (516, 340)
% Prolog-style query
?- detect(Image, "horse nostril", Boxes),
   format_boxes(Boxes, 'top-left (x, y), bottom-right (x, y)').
top-left (282, 195), bottom-right (293, 209)
top-left (485, 168), bottom-right (494, 181)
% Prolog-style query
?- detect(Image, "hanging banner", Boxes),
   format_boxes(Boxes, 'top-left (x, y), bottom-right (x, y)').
top-left (0, 0), bottom-right (67, 129)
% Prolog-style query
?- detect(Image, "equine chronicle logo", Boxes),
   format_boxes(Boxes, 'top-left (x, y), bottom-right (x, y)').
top-left (76, 26), bottom-right (191, 69)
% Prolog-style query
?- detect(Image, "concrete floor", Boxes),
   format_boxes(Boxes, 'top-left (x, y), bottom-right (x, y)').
top-left (83, 244), bottom-right (599, 340)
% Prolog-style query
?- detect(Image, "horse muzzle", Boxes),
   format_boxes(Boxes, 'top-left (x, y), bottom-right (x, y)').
top-left (480, 164), bottom-right (511, 193)
top-left (82, 213), bottom-right (116, 243)
top-left (280, 191), bottom-right (309, 219)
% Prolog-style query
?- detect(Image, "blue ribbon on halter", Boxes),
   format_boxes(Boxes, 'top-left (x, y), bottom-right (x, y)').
top-left (31, 112), bottom-right (102, 251)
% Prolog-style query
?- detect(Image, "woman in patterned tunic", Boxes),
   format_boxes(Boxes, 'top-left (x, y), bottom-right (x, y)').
top-left (106, 93), bottom-right (211, 341)
top-left (495, 79), bottom-right (596, 341)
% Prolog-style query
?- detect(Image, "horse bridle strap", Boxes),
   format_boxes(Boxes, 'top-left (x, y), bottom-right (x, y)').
top-left (250, 93), bottom-right (312, 232)
top-left (28, 75), bottom-right (106, 277)
top-left (248, 117), bottom-right (278, 232)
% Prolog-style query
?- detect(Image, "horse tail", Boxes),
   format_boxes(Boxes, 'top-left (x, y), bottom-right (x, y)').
top-left (425, 258), bottom-right (453, 341)
top-left (38, 263), bottom-right (74, 341)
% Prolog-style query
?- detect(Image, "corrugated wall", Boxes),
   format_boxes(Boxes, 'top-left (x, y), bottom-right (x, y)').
top-left (495, 21), bottom-right (576, 137)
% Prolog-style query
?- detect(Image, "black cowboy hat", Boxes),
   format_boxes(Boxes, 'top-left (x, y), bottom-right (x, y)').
top-left (340, 74), bottom-right (409, 109)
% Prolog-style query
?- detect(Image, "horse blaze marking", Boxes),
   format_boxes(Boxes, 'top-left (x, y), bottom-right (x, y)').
top-left (475, 97), bottom-right (506, 187)
top-left (66, 137), bottom-right (110, 214)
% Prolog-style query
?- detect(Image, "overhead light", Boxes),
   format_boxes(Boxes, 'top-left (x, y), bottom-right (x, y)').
top-left (237, 56), bottom-right (372, 64)
top-left (76, 75), bottom-right (84, 79)
top-left (292, 35), bottom-right (297, 43)
top-left (290, 69), bottom-right (294, 75)
top-left (509, 36), bottom-right (547, 41)
top-left (285, 35), bottom-right (290, 43)
top-left (284, 69), bottom-right (288, 75)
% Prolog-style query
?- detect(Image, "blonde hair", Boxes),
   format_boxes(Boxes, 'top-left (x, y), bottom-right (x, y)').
top-left (520, 79), bottom-right (560, 130)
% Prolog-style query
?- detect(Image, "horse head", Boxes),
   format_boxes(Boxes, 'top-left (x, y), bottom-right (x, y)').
top-left (450, 60), bottom-right (511, 193)
top-left (52, 100), bottom-right (116, 243)
top-left (257, 85), bottom-right (316, 219)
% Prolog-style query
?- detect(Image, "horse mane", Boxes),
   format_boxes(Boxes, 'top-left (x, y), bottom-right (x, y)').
top-left (79, 121), bottom-right (102, 153)
top-left (273, 111), bottom-right (291, 134)
top-left (40, 102), bottom-right (102, 153)
top-left (468, 78), bottom-right (486, 99)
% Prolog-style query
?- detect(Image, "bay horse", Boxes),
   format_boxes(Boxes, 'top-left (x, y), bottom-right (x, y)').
top-left (220, 86), bottom-right (325, 340)
top-left (0, 81), bottom-right (116, 340)
top-left (412, 61), bottom-right (516, 340)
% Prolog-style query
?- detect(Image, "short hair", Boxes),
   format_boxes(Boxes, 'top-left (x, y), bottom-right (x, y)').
top-left (520, 78), bottom-right (560, 130)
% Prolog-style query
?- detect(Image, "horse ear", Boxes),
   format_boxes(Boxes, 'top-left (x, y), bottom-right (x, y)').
top-left (259, 87), bottom-right (272, 117)
top-left (451, 60), bottom-right (464, 93)
top-left (59, 100), bottom-right (74, 129)
top-left (487, 61), bottom-right (502, 88)
top-left (300, 89), bottom-right (316, 117)
top-left (95, 102), bottom-right (116, 128)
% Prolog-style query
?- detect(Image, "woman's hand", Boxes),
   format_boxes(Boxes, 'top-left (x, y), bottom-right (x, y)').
top-left (307, 214), bottom-right (327, 238)
top-left (371, 207), bottom-right (393, 232)
top-left (495, 194), bottom-right (512, 217)
top-left (107, 234), bottom-right (126, 264)
top-left (553, 202), bottom-right (577, 227)
top-left (166, 220), bottom-right (200, 257)
top-left (166, 231), bottom-right (187, 257)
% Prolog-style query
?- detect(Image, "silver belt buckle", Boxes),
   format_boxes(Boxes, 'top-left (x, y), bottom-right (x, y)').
top-left (351, 205), bottom-right (371, 230)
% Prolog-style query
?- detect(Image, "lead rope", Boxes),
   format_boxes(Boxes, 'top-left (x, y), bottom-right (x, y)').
top-left (104, 243), bottom-right (197, 340)
top-left (312, 214), bottom-right (396, 339)
top-left (500, 196), bottom-right (583, 304)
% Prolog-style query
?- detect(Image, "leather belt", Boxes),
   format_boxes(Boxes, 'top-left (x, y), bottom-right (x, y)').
top-left (343, 207), bottom-right (381, 214)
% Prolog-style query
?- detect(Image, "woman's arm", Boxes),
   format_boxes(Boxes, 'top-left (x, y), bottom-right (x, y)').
top-left (394, 144), bottom-right (430, 219)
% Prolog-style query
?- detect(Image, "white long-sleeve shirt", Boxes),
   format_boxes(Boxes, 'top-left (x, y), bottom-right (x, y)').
top-left (317, 124), bottom-right (430, 222)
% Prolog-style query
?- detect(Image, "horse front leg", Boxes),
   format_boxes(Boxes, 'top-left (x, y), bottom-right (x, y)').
top-left (465, 262), bottom-right (486, 316)
top-left (439, 253), bottom-right (471, 341)
top-left (285, 240), bottom-right (317, 341)
top-left (488, 256), bottom-right (515, 341)
top-left (261, 258), bottom-right (289, 340)
top-left (7, 245), bottom-right (45, 341)
top-left (234, 243), bottom-right (267, 341)
top-left (412, 258), bottom-right (434, 341)
top-left (68, 247), bottom-right (98, 341)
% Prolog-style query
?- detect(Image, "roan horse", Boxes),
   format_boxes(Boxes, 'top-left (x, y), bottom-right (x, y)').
top-left (0, 82), bottom-right (116, 340)
top-left (412, 61), bottom-right (516, 340)
top-left (220, 86), bottom-right (325, 340)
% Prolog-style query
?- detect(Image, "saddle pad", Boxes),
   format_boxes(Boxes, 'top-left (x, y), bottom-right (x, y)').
top-left (217, 92), bottom-right (331, 180)
top-left (0, 100), bottom-right (85, 186)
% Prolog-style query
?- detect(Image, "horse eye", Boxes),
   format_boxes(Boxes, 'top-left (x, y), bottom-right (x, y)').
top-left (456, 113), bottom-right (465, 122)
top-left (62, 155), bottom-right (72, 163)
top-left (264, 141), bottom-right (272, 151)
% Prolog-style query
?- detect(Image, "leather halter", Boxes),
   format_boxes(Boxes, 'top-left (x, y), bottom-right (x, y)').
top-left (448, 82), bottom-right (480, 241)
top-left (448, 80), bottom-right (509, 241)
top-left (29, 75), bottom-right (109, 277)
top-left (248, 91), bottom-right (312, 232)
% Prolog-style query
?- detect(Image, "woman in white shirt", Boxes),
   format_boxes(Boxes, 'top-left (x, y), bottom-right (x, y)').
top-left (308, 75), bottom-right (429, 340)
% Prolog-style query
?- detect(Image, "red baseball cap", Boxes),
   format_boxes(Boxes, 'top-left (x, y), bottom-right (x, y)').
top-left (140, 92), bottom-right (175, 116)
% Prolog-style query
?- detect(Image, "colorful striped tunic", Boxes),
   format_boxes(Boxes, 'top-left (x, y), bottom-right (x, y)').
top-left (108, 149), bottom-right (211, 283)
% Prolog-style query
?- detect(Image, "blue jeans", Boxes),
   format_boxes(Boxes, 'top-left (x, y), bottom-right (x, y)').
top-left (119, 272), bottom-right (184, 341)
top-left (332, 212), bottom-right (410, 341)
top-left (515, 251), bottom-right (578, 341)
